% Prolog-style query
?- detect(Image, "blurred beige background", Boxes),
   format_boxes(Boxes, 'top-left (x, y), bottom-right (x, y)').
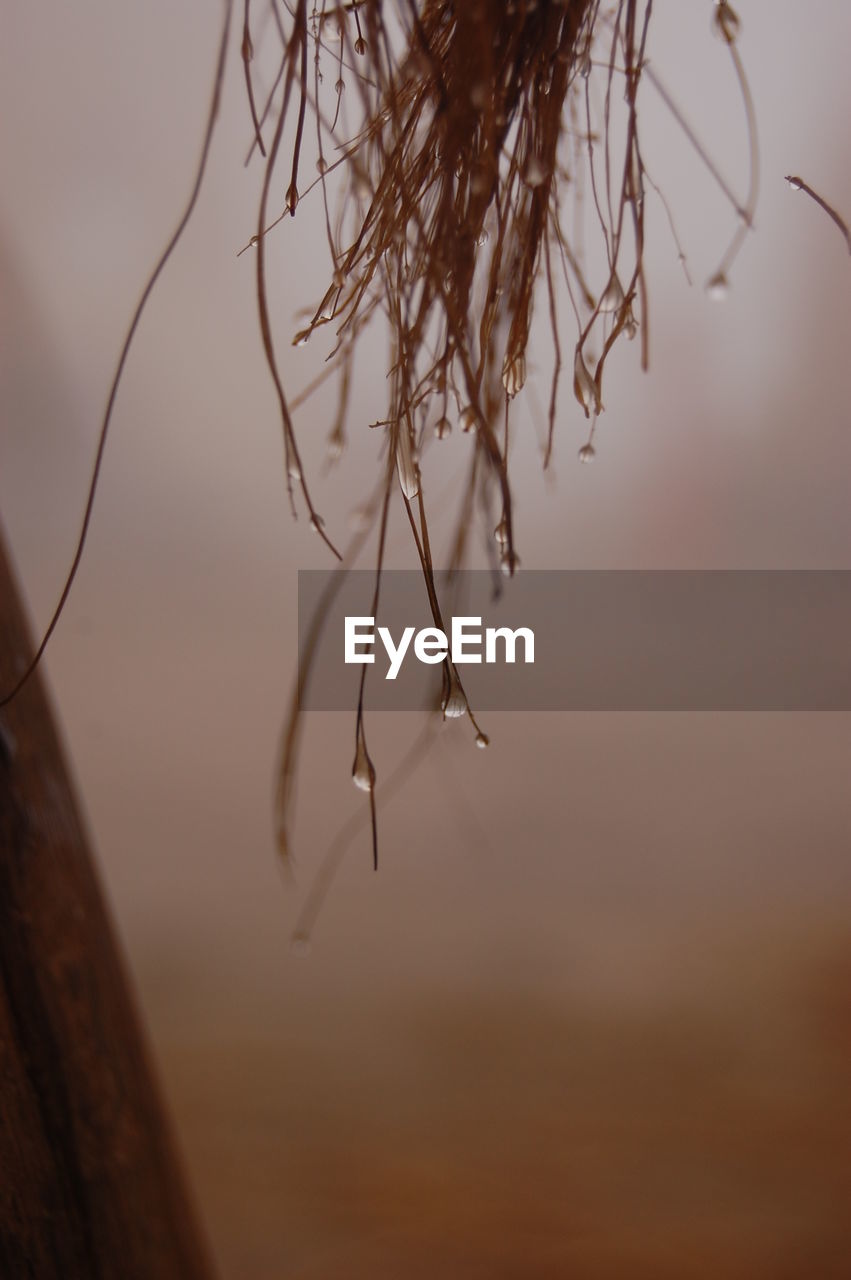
top-left (1, 3), bottom-right (850, 1276)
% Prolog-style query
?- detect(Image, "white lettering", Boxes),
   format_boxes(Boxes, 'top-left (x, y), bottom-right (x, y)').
top-left (451, 616), bottom-right (482, 663)
top-left (414, 627), bottom-right (449, 664)
top-left (343, 617), bottom-right (535, 676)
top-left (485, 626), bottom-right (535, 664)
top-left (377, 625), bottom-right (415, 680)
top-left (345, 616), bottom-right (375, 663)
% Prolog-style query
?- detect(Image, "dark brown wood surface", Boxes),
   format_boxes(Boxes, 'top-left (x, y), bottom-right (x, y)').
top-left (0, 525), bottom-right (216, 1279)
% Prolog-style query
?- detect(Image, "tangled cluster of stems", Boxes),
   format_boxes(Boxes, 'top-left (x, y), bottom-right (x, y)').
top-left (2, 0), bottom-right (760, 885)
top-left (259, 0), bottom-right (667, 865)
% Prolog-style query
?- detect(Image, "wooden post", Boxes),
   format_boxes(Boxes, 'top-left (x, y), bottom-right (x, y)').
top-left (0, 525), bottom-right (216, 1279)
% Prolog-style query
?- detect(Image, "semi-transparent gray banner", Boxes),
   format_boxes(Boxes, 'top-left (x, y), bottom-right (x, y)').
top-left (298, 571), bottom-right (851, 711)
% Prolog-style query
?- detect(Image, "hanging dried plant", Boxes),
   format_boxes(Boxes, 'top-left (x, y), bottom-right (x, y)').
top-left (254, 0), bottom-right (756, 865)
top-left (2, 0), bottom-right (760, 879)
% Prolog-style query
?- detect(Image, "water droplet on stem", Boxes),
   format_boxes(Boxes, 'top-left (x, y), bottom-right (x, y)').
top-left (442, 673), bottom-right (467, 720)
top-left (326, 431), bottom-right (344, 462)
top-left (352, 739), bottom-right (375, 791)
top-left (460, 406), bottom-right (479, 434)
top-left (502, 351), bottom-right (527, 399)
top-left (396, 427), bottom-right (420, 500)
top-left (573, 349), bottom-right (599, 417)
top-left (706, 271), bottom-right (729, 301)
top-left (500, 549), bottom-right (520, 576)
top-left (599, 272), bottom-right (625, 315)
top-left (525, 156), bottom-right (548, 187)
